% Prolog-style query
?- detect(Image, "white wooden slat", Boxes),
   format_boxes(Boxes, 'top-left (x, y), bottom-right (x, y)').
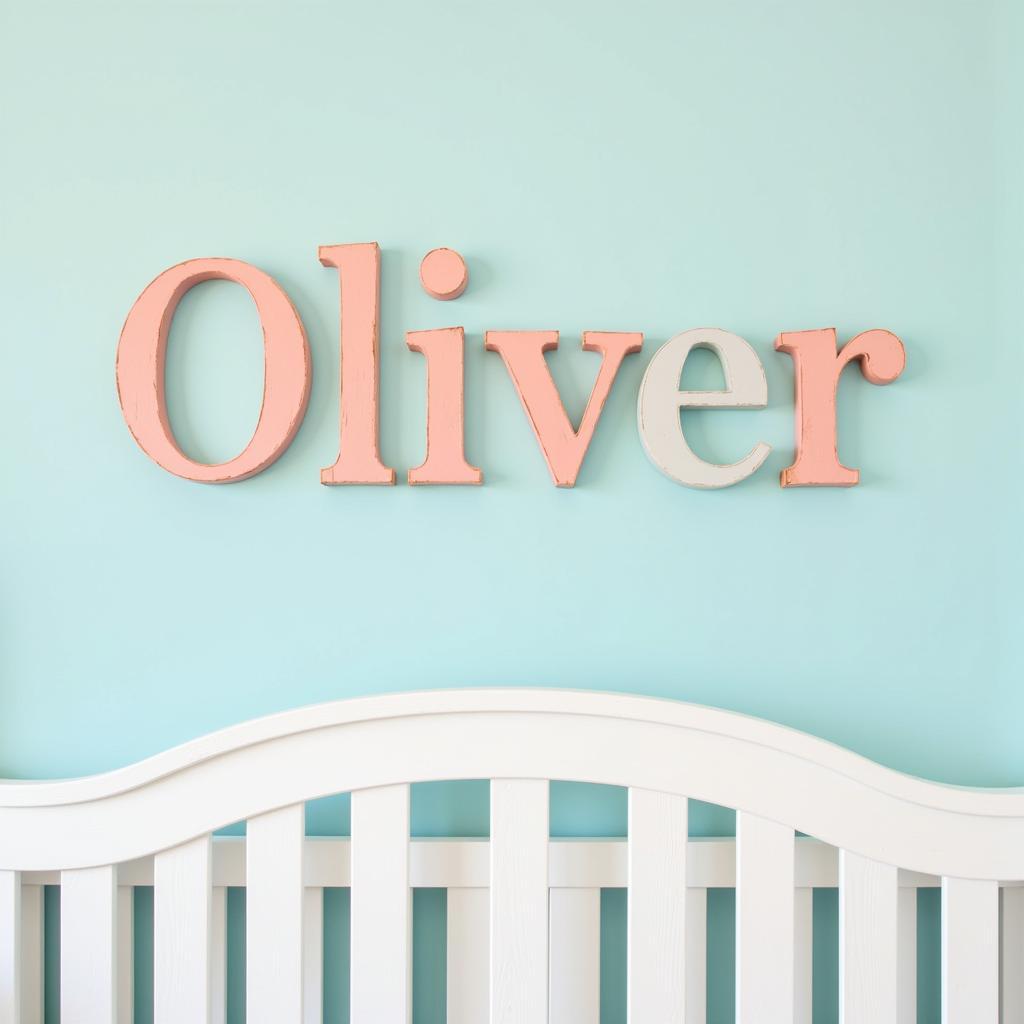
top-left (350, 784), bottom-right (411, 1024)
top-left (490, 779), bottom-right (549, 1024)
top-left (840, 850), bottom-right (899, 1024)
top-left (794, 887), bottom-right (813, 1024)
top-left (685, 887), bottom-right (707, 1024)
top-left (446, 887), bottom-right (488, 1024)
top-left (117, 886), bottom-right (134, 1024)
top-left (154, 835), bottom-right (212, 1024)
top-left (248, 804), bottom-right (305, 1024)
top-left (735, 812), bottom-right (794, 1024)
top-left (61, 865), bottom-right (118, 1024)
top-left (0, 872), bottom-right (19, 1024)
top-left (942, 876), bottom-right (998, 1024)
top-left (20, 883), bottom-right (43, 1024)
top-left (1003, 887), bottom-right (1024, 1023)
top-left (627, 788), bottom-right (688, 1023)
top-left (211, 887), bottom-right (227, 1024)
top-left (303, 888), bottom-right (323, 1024)
top-left (898, 887), bottom-right (917, 1024)
top-left (549, 887), bottom-right (600, 1024)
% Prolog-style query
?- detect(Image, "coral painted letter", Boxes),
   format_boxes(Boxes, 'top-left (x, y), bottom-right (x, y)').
top-left (485, 331), bottom-right (642, 487)
top-left (115, 258), bottom-right (311, 483)
top-left (320, 242), bottom-right (396, 485)
top-left (775, 327), bottom-right (905, 486)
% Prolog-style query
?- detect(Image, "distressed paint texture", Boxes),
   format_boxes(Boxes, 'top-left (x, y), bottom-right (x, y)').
top-left (484, 331), bottom-right (643, 487)
top-left (319, 242), bottom-right (396, 485)
top-left (774, 328), bottom-right (906, 487)
top-left (407, 327), bottom-right (482, 485)
top-left (116, 259), bottom-right (311, 483)
top-left (420, 248), bottom-right (469, 301)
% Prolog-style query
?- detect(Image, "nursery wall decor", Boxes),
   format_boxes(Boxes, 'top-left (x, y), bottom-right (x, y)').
top-left (115, 244), bottom-right (906, 490)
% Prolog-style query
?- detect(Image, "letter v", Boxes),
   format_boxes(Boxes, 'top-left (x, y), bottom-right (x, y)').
top-left (485, 331), bottom-right (643, 486)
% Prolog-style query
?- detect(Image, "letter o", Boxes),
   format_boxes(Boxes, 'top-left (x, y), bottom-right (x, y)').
top-left (115, 258), bottom-right (311, 482)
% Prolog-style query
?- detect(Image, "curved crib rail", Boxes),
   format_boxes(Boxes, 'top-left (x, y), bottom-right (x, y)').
top-left (0, 688), bottom-right (1022, 1023)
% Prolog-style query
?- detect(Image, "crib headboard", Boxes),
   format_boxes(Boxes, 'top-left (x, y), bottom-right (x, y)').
top-left (0, 688), bottom-right (1022, 1024)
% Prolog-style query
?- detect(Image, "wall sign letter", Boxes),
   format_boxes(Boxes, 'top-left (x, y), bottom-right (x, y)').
top-left (115, 258), bottom-right (311, 483)
top-left (484, 331), bottom-right (643, 487)
top-left (774, 327), bottom-right (906, 487)
top-left (319, 242), bottom-right (396, 485)
top-left (407, 327), bottom-right (482, 485)
top-left (636, 327), bottom-right (770, 488)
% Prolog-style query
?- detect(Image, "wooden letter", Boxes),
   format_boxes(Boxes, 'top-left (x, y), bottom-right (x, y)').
top-left (319, 242), bottom-right (396, 485)
top-left (774, 327), bottom-right (905, 487)
top-left (116, 258), bottom-right (311, 483)
top-left (484, 330), bottom-right (642, 487)
top-left (407, 327), bottom-right (482, 485)
top-left (637, 327), bottom-right (770, 488)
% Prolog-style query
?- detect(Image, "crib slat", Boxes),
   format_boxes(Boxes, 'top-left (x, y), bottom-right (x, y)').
top-left (155, 835), bottom-right (212, 1024)
top-left (0, 878), bottom-right (43, 1024)
top-left (898, 888), bottom-right (917, 1024)
top-left (490, 779), bottom-right (549, 1024)
top-left (794, 888), bottom-right (813, 1024)
top-left (248, 805), bottom-right (305, 1024)
top-left (447, 887), bottom-right (488, 1024)
top-left (0, 871), bottom-right (19, 1024)
top-left (942, 877), bottom-right (998, 1023)
top-left (350, 784), bottom-right (411, 1024)
top-left (736, 813), bottom-right (794, 1024)
top-left (686, 887), bottom-right (707, 1024)
top-left (211, 887), bottom-right (227, 1024)
top-left (1003, 887), bottom-right (1024, 1023)
top-left (549, 887), bottom-right (600, 1024)
top-left (840, 850), bottom-right (898, 1023)
top-left (61, 865), bottom-right (118, 1024)
top-left (117, 886), bottom-right (134, 1024)
top-left (21, 883), bottom-right (43, 1024)
top-left (303, 888), bottom-right (323, 1024)
top-left (628, 789), bottom-right (688, 1023)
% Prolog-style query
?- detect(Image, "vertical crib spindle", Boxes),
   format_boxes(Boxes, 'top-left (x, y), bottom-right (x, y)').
top-left (897, 887), bottom-right (917, 1024)
top-left (21, 883), bottom-right (44, 1024)
top-left (0, 872), bottom-right (20, 1024)
top-left (627, 789), bottom-right (688, 1023)
top-left (549, 887), bottom-right (600, 1024)
top-left (839, 850), bottom-right (898, 1024)
top-left (248, 805), bottom-right (305, 1024)
top-left (350, 784), bottom-right (411, 1024)
top-left (117, 885), bottom-right (134, 1024)
top-left (303, 888), bottom-right (323, 1024)
top-left (735, 813), bottom-right (794, 1024)
top-left (1002, 887), bottom-right (1024, 1023)
top-left (794, 887), bottom-right (813, 1024)
top-left (61, 865), bottom-right (118, 1024)
top-left (211, 887), bottom-right (228, 1024)
top-left (685, 887), bottom-right (708, 1024)
top-left (490, 779), bottom-right (549, 1024)
top-left (941, 877), bottom-right (998, 1024)
top-left (447, 887), bottom-right (489, 1024)
top-left (154, 835), bottom-right (212, 1024)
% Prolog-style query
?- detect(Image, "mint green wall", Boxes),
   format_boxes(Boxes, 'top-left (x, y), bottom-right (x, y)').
top-left (3, 0), bottom-right (1019, 785)
top-left (2, 1), bottom-right (1020, 1021)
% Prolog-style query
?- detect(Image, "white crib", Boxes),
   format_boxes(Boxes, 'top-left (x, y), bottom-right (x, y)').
top-left (0, 689), bottom-right (1022, 1023)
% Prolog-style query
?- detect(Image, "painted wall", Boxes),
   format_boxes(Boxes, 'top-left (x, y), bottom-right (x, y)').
top-left (2, 1), bottom-right (1020, 1020)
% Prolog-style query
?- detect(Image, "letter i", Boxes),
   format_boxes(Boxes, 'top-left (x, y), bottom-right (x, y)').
top-left (407, 248), bottom-right (482, 485)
